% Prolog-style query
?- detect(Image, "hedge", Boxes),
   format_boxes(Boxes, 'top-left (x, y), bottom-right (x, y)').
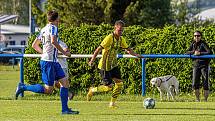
top-left (24, 24), bottom-right (215, 94)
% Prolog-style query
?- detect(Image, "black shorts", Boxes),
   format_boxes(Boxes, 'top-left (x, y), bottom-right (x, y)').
top-left (192, 65), bottom-right (210, 90)
top-left (99, 67), bottom-right (121, 86)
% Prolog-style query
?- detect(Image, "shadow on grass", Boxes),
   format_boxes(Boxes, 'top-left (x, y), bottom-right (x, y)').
top-left (157, 107), bottom-right (215, 110)
top-left (98, 113), bottom-right (215, 116)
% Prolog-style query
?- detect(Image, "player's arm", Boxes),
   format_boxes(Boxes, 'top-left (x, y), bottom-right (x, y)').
top-left (121, 37), bottom-right (143, 58)
top-left (88, 46), bottom-right (102, 66)
top-left (58, 40), bottom-right (70, 54)
top-left (125, 48), bottom-right (143, 58)
top-left (51, 36), bottom-right (71, 57)
top-left (63, 47), bottom-right (69, 53)
top-left (89, 35), bottom-right (111, 66)
top-left (32, 38), bottom-right (43, 54)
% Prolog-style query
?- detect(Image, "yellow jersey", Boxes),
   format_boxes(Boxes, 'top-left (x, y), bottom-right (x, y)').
top-left (98, 33), bottom-right (129, 71)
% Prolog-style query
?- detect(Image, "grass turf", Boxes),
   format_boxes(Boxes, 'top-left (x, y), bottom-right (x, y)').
top-left (1, 65), bottom-right (215, 121)
top-left (0, 100), bottom-right (215, 121)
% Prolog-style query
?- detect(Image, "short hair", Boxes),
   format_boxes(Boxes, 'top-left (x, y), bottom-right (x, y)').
top-left (114, 20), bottom-right (125, 26)
top-left (194, 31), bottom-right (202, 36)
top-left (47, 10), bottom-right (58, 22)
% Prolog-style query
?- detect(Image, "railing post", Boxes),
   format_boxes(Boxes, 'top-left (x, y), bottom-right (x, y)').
top-left (19, 54), bottom-right (24, 97)
top-left (142, 58), bottom-right (146, 96)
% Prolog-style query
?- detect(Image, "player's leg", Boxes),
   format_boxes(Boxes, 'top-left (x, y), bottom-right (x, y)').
top-left (201, 66), bottom-right (210, 102)
top-left (56, 63), bottom-right (79, 114)
top-left (15, 60), bottom-right (53, 99)
top-left (110, 78), bottom-right (123, 108)
top-left (39, 60), bottom-right (55, 94)
top-left (87, 69), bottom-right (113, 101)
top-left (110, 67), bottom-right (123, 108)
top-left (54, 68), bottom-right (74, 100)
top-left (192, 67), bottom-right (201, 102)
top-left (15, 83), bottom-right (45, 99)
top-left (55, 81), bottom-right (74, 100)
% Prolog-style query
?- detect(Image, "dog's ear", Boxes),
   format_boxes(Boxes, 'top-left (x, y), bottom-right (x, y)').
top-left (156, 78), bottom-right (161, 86)
top-left (150, 78), bottom-right (155, 85)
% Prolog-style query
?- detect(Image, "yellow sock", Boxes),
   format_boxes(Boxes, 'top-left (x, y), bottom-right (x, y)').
top-left (91, 85), bottom-right (112, 93)
top-left (111, 82), bottom-right (123, 103)
top-left (111, 97), bottom-right (117, 103)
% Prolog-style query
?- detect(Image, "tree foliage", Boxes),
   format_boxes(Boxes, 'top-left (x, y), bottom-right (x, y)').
top-left (31, 0), bottom-right (173, 27)
top-left (124, 0), bottom-right (173, 27)
top-left (2, 0), bottom-right (214, 27)
top-left (171, 0), bottom-right (201, 25)
top-left (0, 0), bottom-right (29, 25)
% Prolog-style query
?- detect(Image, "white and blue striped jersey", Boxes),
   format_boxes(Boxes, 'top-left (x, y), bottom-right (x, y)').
top-left (58, 40), bottom-right (68, 69)
top-left (37, 24), bottom-right (59, 62)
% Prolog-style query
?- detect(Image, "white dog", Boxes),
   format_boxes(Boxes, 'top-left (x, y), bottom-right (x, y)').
top-left (150, 75), bottom-right (179, 101)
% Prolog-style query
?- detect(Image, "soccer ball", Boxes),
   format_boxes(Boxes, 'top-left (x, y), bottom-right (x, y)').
top-left (143, 98), bottom-right (155, 109)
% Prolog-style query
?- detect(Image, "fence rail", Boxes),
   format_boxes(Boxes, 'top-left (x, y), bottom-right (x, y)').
top-left (1, 53), bottom-right (215, 58)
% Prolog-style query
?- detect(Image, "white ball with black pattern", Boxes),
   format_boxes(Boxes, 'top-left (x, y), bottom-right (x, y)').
top-left (143, 98), bottom-right (155, 109)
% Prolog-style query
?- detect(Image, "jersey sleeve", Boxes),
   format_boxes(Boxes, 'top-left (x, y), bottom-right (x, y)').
top-left (59, 40), bottom-right (68, 49)
top-left (121, 37), bottom-right (129, 49)
top-left (50, 25), bottom-right (58, 36)
top-left (100, 35), bottom-right (112, 49)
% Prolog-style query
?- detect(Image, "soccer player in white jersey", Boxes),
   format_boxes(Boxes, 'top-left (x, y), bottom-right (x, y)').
top-left (15, 10), bottom-right (79, 115)
top-left (54, 40), bottom-right (74, 100)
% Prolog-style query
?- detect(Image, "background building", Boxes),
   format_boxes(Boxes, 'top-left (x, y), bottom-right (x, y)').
top-left (1, 24), bottom-right (28, 47)
top-left (0, 24), bottom-right (29, 51)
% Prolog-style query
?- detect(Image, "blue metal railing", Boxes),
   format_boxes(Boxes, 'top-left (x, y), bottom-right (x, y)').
top-left (118, 54), bottom-right (215, 96)
top-left (1, 53), bottom-right (215, 97)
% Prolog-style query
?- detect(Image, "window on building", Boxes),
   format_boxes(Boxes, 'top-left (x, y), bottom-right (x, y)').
top-left (9, 41), bottom-right (15, 45)
top-left (21, 40), bottom-right (26, 45)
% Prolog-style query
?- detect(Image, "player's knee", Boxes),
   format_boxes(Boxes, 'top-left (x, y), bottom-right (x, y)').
top-left (44, 88), bottom-right (53, 94)
top-left (102, 79), bottom-right (113, 86)
top-left (54, 82), bottom-right (61, 88)
top-left (115, 82), bottom-right (123, 88)
top-left (59, 77), bottom-right (69, 88)
top-left (113, 78), bottom-right (123, 83)
top-left (44, 85), bottom-right (54, 94)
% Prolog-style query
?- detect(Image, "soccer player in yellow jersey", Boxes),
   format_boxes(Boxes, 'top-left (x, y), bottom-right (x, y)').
top-left (88, 20), bottom-right (143, 108)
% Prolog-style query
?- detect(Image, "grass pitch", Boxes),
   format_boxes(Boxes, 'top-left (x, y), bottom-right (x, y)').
top-left (0, 100), bottom-right (215, 121)
top-left (0, 65), bottom-right (215, 121)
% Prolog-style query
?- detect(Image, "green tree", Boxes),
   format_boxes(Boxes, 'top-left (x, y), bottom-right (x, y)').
top-left (171, 0), bottom-right (189, 25)
top-left (104, 0), bottom-right (131, 24)
top-left (0, 0), bottom-right (29, 25)
top-left (31, 0), bottom-right (47, 27)
top-left (32, 0), bottom-right (173, 27)
top-left (32, 0), bottom-right (107, 27)
top-left (124, 0), bottom-right (173, 27)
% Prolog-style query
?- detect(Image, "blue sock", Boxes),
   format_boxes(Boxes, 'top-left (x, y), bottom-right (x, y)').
top-left (23, 84), bottom-right (44, 93)
top-left (60, 87), bottom-right (69, 112)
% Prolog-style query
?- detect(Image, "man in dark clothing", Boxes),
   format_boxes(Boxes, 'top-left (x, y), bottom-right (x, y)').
top-left (186, 31), bottom-right (212, 102)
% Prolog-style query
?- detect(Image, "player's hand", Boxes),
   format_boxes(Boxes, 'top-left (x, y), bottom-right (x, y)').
top-left (88, 60), bottom-right (93, 67)
top-left (65, 51), bottom-right (71, 57)
top-left (136, 54), bottom-right (143, 58)
top-left (194, 51), bottom-right (200, 56)
top-left (134, 54), bottom-right (143, 62)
